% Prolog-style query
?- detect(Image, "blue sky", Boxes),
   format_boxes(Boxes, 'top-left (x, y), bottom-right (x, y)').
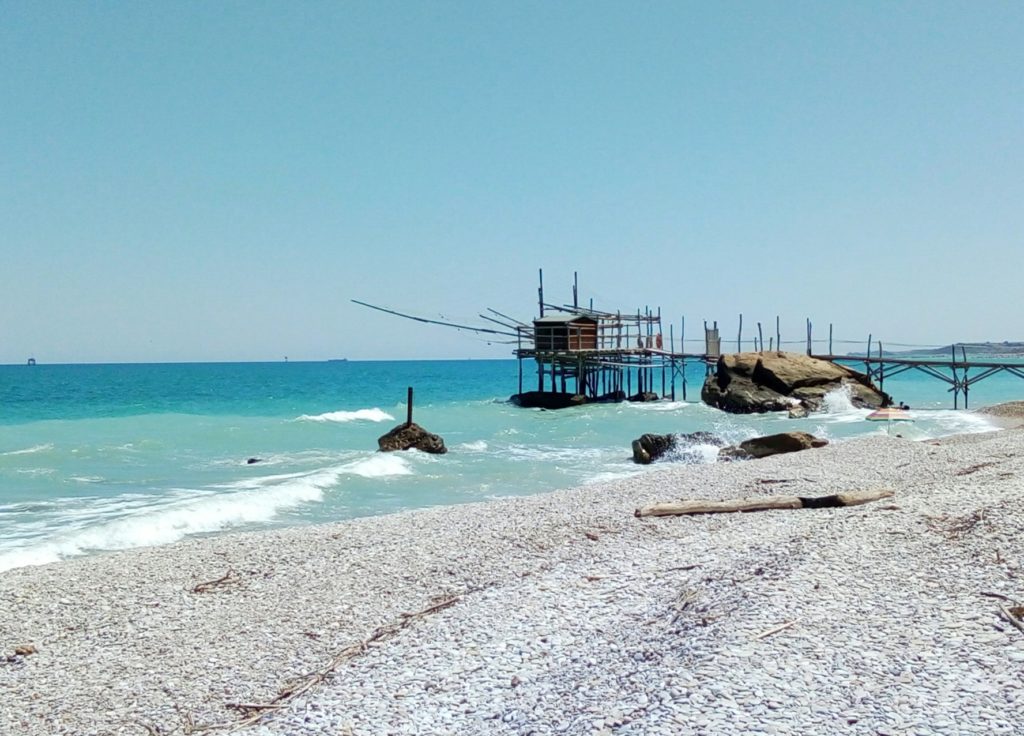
top-left (2, 1), bottom-right (1021, 362)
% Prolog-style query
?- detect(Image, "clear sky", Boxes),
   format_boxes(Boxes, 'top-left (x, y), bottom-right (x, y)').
top-left (2, 1), bottom-right (1021, 363)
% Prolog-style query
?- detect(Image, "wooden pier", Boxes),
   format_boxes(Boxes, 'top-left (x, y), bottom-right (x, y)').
top-left (354, 271), bottom-right (1024, 410)
top-left (815, 353), bottom-right (1024, 409)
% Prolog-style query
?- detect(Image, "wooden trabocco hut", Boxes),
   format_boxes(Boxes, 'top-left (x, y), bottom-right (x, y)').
top-left (532, 314), bottom-right (598, 352)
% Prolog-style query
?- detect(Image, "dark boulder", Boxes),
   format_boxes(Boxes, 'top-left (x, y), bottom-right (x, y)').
top-left (378, 422), bottom-right (447, 454)
top-left (631, 431), bottom-right (727, 464)
top-left (627, 392), bottom-right (660, 403)
top-left (719, 431), bottom-right (828, 460)
top-left (702, 351), bottom-right (888, 414)
top-left (632, 433), bottom-right (675, 464)
top-left (511, 391), bottom-right (588, 410)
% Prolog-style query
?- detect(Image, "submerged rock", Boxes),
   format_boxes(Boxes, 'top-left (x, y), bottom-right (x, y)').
top-left (632, 433), bottom-right (675, 464)
top-left (631, 431), bottom-right (727, 464)
top-left (378, 422), bottom-right (447, 454)
top-left (788, 404), bottom-right (810, 419)
top-left (701, 351), bottom-right (888, 414)
top-left (627, 392), bottom-right (660, 403)
top-left (719, 431), bottom-right (828, 460)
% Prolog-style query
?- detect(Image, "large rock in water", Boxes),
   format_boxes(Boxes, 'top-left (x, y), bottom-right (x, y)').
top-left (632, 433), bottom-right (676, 464)
top-left (701, 351), bottom-right (889, 414)
top-left (720, 431), bottom-right (828, 460)
top-left (631, 431), bottom-right (726, 464)
top-left (377, 422), bottom-right (447, 454)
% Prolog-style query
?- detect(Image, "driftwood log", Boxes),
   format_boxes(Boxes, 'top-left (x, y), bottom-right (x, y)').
top-left (635, 488), bottom-right (894, 518)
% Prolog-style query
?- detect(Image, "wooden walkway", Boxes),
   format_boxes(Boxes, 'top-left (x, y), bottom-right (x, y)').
top-left (814, 354), bottom-right (1024, 409)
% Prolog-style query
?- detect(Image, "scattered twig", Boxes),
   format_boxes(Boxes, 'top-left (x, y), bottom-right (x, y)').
top-left (980, 591), bottom-right (1016, 603)
top-left (998, 605), bottom-right (1024, 635)
top-left (191, 569), bottom-right (238, 594)
top-left (955, 461), bottom-right (999, 476)
top-left (184, 593), bottom-right (465, 732)
top-left (754, 620), bottom-right (798, 640)
top-left (226, 703), bottom-right (285, 713)
top-left (926, 509), bottom-right (989, 538)
top-left (584, 531), bottom-right (600, 541)
top-left (669, 589), bottom-right (699, 625)
top-left (662, 564), bottom-right (701, 573)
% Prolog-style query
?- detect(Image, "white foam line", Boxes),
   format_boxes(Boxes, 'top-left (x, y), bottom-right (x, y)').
top-left (295, 408), bottom-right (395, 423)
top-left (0, 444), bottom-right (54, 457)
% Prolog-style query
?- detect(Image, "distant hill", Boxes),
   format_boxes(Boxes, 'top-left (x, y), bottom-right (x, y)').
top-left (848, 342), bottom-right (1024, 358)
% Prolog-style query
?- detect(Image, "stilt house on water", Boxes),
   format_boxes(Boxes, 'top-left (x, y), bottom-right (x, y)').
top-left (510, 271), bottom-right (717, 409)
top-left (353, 269), bottom-right (722, 410)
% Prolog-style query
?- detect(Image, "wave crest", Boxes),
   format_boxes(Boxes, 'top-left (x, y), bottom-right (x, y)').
top-left (296, 408), bottom-right (395, 423)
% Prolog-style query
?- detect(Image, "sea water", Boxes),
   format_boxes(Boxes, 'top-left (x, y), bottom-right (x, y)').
top-left (0, 359), bottom-right (1017, 572)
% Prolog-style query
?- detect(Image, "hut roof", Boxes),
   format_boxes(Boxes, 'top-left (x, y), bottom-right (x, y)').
top-left (533, 314), bottom-right (597, 325)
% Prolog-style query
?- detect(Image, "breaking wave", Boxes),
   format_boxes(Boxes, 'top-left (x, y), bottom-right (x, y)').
top-left (295, 408), bottom-right (395, 423)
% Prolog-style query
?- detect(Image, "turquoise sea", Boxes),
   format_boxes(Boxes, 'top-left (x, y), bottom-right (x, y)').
top-left (1, 358), bottom-right (1018, 572)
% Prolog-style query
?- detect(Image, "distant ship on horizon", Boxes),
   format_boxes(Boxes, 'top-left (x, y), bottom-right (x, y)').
top-left (327, 358), bottom-right (348, 363)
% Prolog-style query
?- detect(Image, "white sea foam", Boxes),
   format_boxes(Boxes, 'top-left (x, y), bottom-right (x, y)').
top-left (584, 469), bottom-right (645, 484)
top-left (626, 401), bottom-right (690, 412)
top-left (0, 444), bottom-right (54, 457)
top-left (0, 466), bottom-right (347, 572)
top-left (342, 454), bottom-right (413, 478)
top-left (458, 440), bottom-right (489, 452)
top-left (296, 408), bottom-right (395, 423)
top-left (822, 385), bottom-right (857, 414)
top-left (916, 409), bottom-right (998, 438)
top-left (0, 455), bottom-right (422, 571)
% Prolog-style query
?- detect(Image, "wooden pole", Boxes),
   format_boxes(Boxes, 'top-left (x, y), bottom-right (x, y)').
top-left (538, 268), bottom-right (544, 318)
top-left (758, 322), bottom-right (764, 353)
top-left (878, 341), bottom-right (884, 393)
top-left (406, 387), bottom-right (414, 426)
top-left (738, 314), bottom-right (743, 352)
top-left (829, 323), bottom-right (833, 356)
top-left (517, 329), bottom-right (523, 394)
top-left (776, 316), bottom-right (781, 353)
top-left (573, 271), bottom-right (578, 308)
top-left (962, 345), bottom-right (969, 408)
top-left (866, 334), bottom-right (872, 376)
top-left (952, 344), bottom-right (958, 409)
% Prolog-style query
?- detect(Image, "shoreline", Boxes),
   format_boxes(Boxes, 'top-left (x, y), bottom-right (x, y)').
top-left (3, 424), bottom-right (1024, 734)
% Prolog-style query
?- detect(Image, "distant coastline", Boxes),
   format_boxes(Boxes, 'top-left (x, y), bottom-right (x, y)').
top-left (849, 341), bottom-right (1024, 359)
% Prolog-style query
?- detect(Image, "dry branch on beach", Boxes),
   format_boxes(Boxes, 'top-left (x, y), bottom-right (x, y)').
top-left (635, 488), bottom-right (894, 517)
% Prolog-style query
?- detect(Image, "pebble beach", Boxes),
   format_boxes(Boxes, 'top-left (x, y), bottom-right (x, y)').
top-left (2, 420), bottom-right (1023, 735)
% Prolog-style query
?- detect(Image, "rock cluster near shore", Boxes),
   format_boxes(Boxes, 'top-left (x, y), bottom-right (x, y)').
top-left (701, 351), bottom-right (888, 413)
top-left (377, 421), bottom-right (447, 454)
top-left (3, 427), bottom-right (1024, 735)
